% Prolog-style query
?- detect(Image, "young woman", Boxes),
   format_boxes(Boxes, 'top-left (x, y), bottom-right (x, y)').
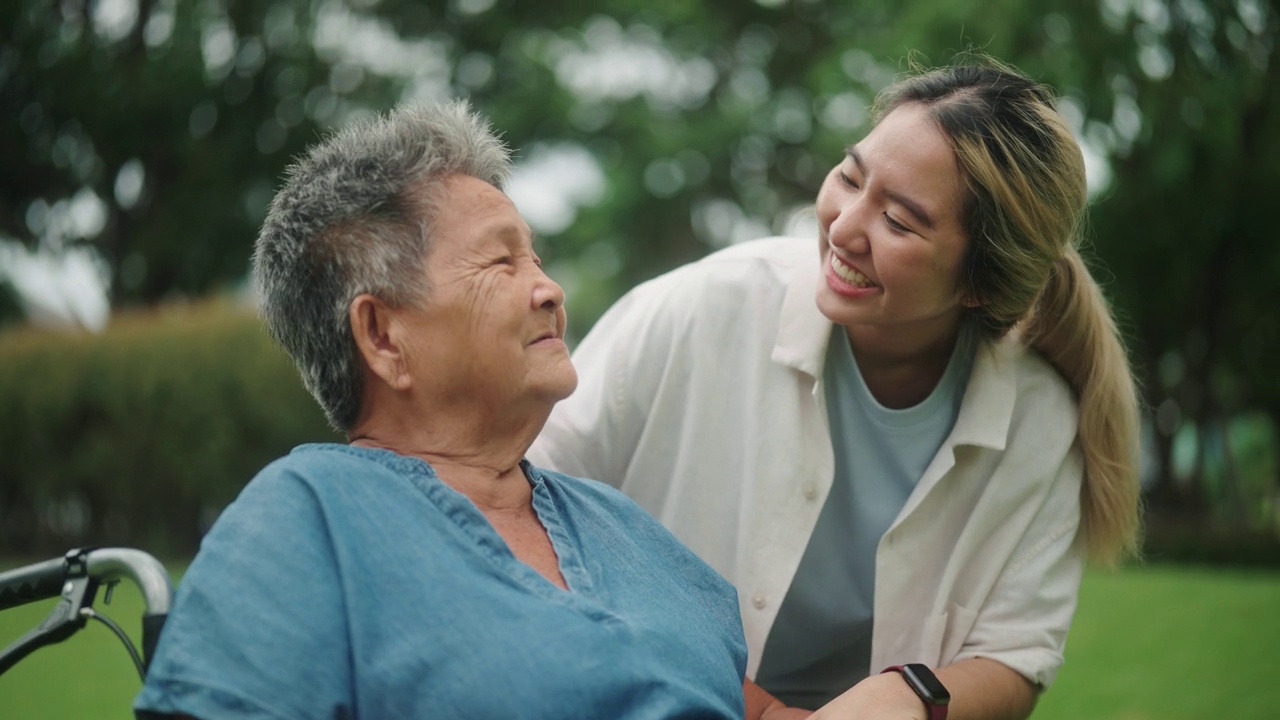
top-left (531, 59), bottom-right (1141, 720)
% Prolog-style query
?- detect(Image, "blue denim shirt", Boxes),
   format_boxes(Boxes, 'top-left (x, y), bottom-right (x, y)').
top-left (135, 444), bottom-right (746, 719)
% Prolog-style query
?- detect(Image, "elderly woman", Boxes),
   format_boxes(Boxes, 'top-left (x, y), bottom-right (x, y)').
top-left (133, 103), bottom-right (803, 720)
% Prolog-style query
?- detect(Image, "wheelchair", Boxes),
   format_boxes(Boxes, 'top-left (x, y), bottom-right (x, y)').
top-left (0, 547), bottom-right (173, 681)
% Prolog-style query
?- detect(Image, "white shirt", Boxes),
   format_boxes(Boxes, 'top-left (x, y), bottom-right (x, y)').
top-left (755, 323), bottom-right (974, 707)
top-left (529, 236), bottom-right (1086, 687)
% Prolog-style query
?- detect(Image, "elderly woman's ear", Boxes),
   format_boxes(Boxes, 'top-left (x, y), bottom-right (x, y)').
top-left (349, 293), bottom-right (414, 391)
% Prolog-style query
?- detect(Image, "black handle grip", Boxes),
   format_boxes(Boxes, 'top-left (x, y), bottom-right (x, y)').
top-left (0, 557), bottom-right (67, 611)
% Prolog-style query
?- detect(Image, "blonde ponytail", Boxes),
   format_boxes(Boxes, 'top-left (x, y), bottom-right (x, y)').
top-left (877, 58), bottom-right (1143, 566)
top-left (1021, 249), bottom-right (1141, 566)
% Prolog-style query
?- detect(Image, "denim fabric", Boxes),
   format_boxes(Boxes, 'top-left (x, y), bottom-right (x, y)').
top-left (134, 444), bottom-right (746, 719)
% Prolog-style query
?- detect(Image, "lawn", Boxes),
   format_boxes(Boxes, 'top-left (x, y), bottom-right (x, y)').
top-left (1032, 564), bottom-right (1280, 720)
top-left (0, 562), bottom-right (1276, 718)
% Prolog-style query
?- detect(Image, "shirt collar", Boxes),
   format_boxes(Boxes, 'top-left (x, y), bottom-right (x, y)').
top-left (771, 252), bottom-right (831, 380)
top-left (770, 249), bottom-right (1017, 450)
top-left (947, 335), bottom-right (1019, 451)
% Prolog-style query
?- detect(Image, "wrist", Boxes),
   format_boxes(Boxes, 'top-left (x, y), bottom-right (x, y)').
top-left (881, 664), bottom-right (950, 720)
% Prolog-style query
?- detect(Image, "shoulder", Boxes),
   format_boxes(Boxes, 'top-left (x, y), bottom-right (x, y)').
top-left (972, 335), bottom-right (1077, 422)
top-left (649, 236), bottom-right (810, 295)
top-left (264, 443), bottom-right (395, 477)
top-left (1003, 338), bottom-right (1078, 425)
top-left (598, 237), bottom-right (811, 346)
top-left (959, 336), bottom-right (1080, 473)
top-left (691, 235), bottom-right (815, 271)
top-left (977, 336), bottom-right (1083, 489)
top-left (245, 444), bottom-right (404, 499)
top-left (208, 444), bottom-right (412, 549)
top-left (620, 237), bottom-right (808, 310)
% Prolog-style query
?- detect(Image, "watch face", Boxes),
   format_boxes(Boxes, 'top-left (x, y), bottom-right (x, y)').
top-left (904, 663), bottom-right (951, 703)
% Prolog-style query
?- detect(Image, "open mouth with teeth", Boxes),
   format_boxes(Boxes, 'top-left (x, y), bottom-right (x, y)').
top-left (830, 253), bottom-right (880, 288)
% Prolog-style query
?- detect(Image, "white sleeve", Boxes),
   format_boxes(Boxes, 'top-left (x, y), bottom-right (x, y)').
top-left (955, 445), bottom-right (1087, 689)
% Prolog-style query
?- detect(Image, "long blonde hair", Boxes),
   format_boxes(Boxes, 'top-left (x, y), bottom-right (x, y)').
top-left (874, 59), bottom-right (1142, 566)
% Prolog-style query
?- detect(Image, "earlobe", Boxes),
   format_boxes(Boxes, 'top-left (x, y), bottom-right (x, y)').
top-left (349, 295), bottom-right (412, 391)
top-left (959, 283), bottom-right (984, 308)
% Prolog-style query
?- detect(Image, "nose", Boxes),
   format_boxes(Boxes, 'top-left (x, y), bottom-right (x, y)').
top-left (819, 185), bottom-right (872, 254)
top-left (532, 265), bottom-right (565, 311)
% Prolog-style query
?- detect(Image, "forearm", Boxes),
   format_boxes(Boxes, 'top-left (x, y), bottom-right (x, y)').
top-left (811, 657), bottom-right (1037, 720)
top-left (934, 658), bottom-right (1037, 720)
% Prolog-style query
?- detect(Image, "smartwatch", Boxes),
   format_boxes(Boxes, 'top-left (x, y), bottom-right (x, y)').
top-left (881, 663), bottom-right (950, 720)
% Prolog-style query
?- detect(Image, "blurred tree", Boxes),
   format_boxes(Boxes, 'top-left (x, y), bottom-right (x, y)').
top-left (854, 2), bottom-right (1280, 526)
top-left (1044, 0), bottom-right (1279, 524)
top-left (2, 0), bottom-right (1277, 532)
top-left (0, 278), bottom-right (21, 329)
top-left (0, 0), bottom-right (902, 322)
top-left (0, 0), bottom-right (404, 305)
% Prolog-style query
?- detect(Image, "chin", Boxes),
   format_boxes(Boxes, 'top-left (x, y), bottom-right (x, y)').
top-left (539, 366), bottom-right (579, 404)
top-left (557, 370), bottom-right (580, 400)
top-left (814, 287), bottom-right (860, 327)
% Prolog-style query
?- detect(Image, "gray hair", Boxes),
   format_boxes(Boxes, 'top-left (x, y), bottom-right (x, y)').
top-left (252, 101), bottom-right (512, 432)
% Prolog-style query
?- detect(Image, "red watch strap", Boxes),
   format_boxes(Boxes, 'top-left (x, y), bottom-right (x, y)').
top-left (881, 665), bottom-right (949, 720)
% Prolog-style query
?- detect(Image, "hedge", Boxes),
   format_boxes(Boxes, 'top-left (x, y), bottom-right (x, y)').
top-left (0, 298), bottom-right (339, 557)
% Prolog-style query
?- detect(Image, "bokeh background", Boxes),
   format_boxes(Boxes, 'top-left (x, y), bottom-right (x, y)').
top-left (1, 0), bottom-right (1278, 717)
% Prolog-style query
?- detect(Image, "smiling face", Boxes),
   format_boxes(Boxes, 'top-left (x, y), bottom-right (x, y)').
top-left (397, 174), bottom-right (577, 415)
top-left (815, 102), bottom-right (972, 352)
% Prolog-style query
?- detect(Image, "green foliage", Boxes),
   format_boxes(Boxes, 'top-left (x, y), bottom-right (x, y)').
top-left (3, 1), bottom-right (1278, 535)
top-left (0, 0), bottom-right (403, 304)
top-left (0, 278), bottom-right (21, 330)
top-left (0, 300), bottom-right (338, 556)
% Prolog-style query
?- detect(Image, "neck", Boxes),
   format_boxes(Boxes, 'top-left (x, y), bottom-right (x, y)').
top-left (348, 395), bottom-right (551, 512)
top-left (844, 322), bottom-right (961, 409)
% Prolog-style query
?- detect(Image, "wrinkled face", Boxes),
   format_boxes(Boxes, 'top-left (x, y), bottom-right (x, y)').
top-left (399, 174), bottom-right (576, 413)
top-left (814, 102), bottom-right (972, 345)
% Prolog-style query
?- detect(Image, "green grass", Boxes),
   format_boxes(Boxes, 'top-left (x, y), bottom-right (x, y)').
top-left (0, 562), bottom-right (1277, 718)
top-left (1032, 565), bottom-right (1280, 720)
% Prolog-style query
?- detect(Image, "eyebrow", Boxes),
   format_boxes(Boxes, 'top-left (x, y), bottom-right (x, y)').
top-left (847, 148), bottom-right (936, 231)
top-left (492, 221), bottom-right (537, 250)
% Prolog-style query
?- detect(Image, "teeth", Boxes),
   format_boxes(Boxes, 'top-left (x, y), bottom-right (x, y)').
top-left (831, 254), bottom-right (878, 288)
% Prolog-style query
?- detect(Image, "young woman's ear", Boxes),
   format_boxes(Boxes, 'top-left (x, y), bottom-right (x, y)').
top-left (349, 294), bottom-right (412, 391)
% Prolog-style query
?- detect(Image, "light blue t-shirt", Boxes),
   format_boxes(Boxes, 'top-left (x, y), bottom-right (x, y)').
top-left (134, 444), bottom-right (747, 719)
top-left (755, 328), bottom-right (974, 709)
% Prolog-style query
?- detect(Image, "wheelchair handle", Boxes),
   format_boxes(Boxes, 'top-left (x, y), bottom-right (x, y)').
top-left (0, 548), bottom-right (174, 678)
top-left (85, 548), bottom-right (173, 617)
top-left (0, 548), bottom-right (172, 616)
top-left (0, 556), bottom-right (67, 611)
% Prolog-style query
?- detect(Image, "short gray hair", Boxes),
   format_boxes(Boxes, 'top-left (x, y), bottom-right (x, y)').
top-left (252, 101), bottom-right (512, 432)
